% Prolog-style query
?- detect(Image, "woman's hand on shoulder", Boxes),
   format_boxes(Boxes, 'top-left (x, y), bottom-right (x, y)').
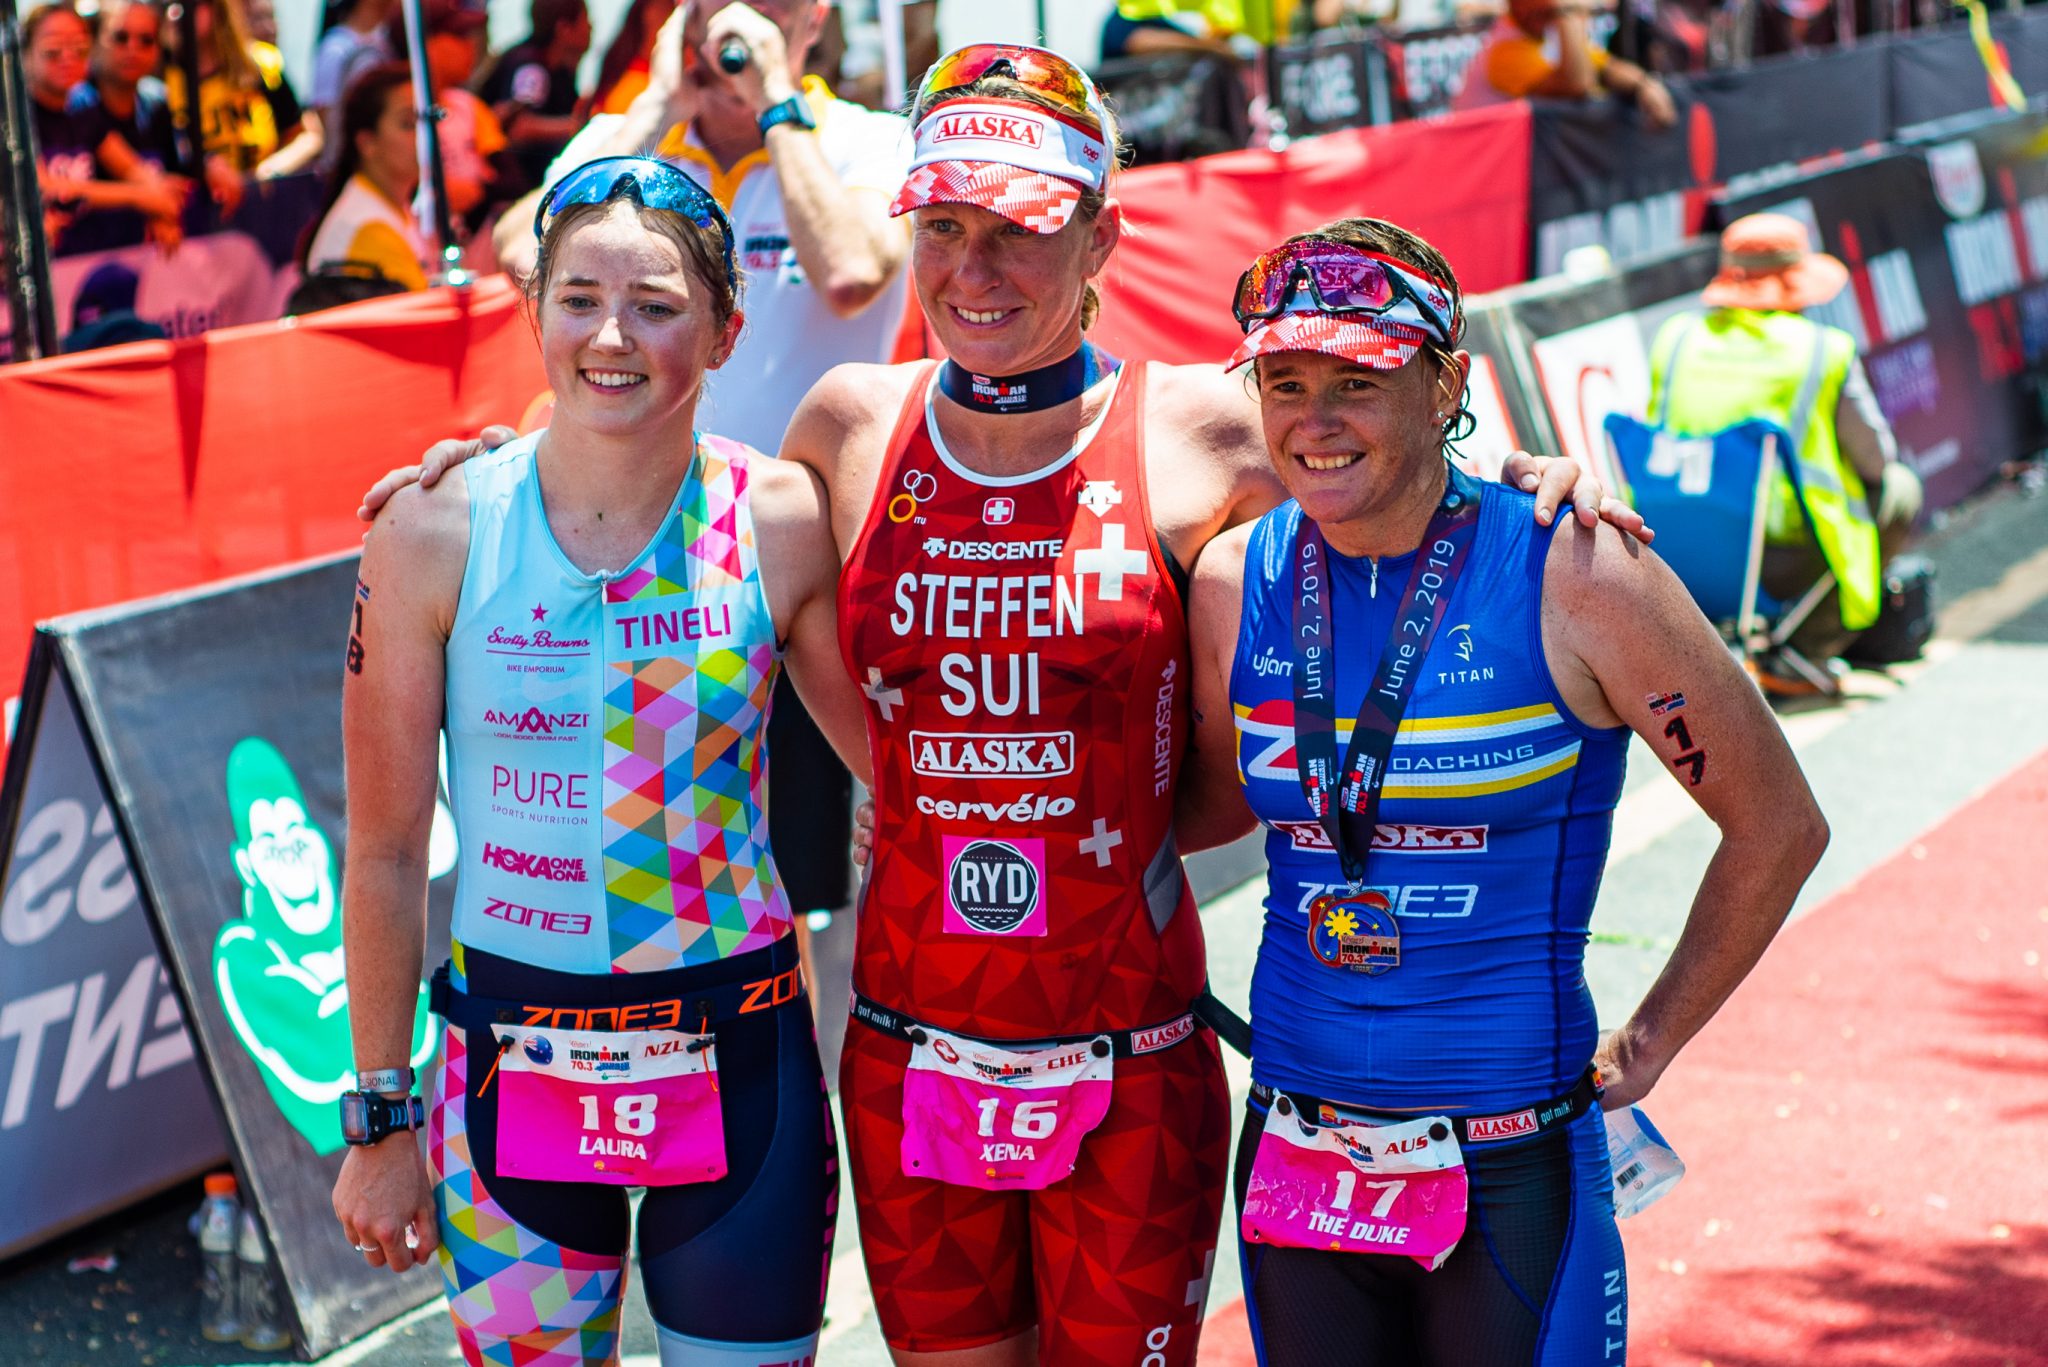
top-left (358, 424), bottom-right (516, 525)
top-left (1496, 450), bottom-right (1654, 544)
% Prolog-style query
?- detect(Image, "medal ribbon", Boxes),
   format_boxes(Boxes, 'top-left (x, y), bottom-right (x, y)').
top-left (1291, 463), bottom-right (1485, 888)
top-left (936, 342), bottom-right (1120, 414)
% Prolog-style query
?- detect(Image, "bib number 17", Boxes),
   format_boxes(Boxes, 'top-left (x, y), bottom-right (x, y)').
top-left (975, 1097), bottom-right (1059, 1141)
top-left (1331, 1169), bottom-right (1407, 1217)
top-left (581, 1093), bottom-right (658, 1136)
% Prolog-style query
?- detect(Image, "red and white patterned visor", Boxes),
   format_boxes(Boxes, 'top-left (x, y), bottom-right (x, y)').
top-left (1227, 312), bottom-right (1434, 372)
top-left (890, 98), bottom-right (1110, 234)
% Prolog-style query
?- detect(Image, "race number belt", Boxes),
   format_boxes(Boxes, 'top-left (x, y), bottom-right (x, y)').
top-left (849, 990), bottom-right (1200, 1060)
top-left (1291, 463), bottom-right (1483, 971)
top-left (1249, 1068), bottom-right (1603, 1147)
top-left (430, 940), bottom-right (808, 1036)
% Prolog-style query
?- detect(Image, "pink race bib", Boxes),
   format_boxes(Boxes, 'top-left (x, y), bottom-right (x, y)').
top-left (489, 1024), bottom-right (727, 1187)
top-left (1241, 1097), bottom-right (1469, 1271)
top-left (900, 1028), bottom-right (1114, 1190)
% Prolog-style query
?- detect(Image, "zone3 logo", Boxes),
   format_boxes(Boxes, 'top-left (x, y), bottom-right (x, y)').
top-left (1296, 882), bottom-right (1478, 919)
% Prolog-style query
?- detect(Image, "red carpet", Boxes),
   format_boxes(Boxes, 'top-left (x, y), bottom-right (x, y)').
top-left (1201, 747), bottom-right (2048, 1366)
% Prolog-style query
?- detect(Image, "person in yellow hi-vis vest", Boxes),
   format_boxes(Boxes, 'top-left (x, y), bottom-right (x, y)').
top-left (1649, 213), bottom-right (1923, 693)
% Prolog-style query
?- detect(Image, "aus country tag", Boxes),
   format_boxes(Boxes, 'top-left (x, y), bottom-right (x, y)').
top-left (1308, 890), bottom-right (1401, 975)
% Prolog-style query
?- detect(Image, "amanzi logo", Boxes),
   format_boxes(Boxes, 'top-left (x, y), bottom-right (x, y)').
top-left (483, 707), bottom-right (589, 740)
top-left (932, 112), bottom-right (1045, 147)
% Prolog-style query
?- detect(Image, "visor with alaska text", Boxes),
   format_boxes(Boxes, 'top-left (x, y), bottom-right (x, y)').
top-left (891, 98), bottom-right (1111, 234)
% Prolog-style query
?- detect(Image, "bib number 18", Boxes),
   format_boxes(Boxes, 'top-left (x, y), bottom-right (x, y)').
top-left (581, 1093), bottom-right (658, 1136)
top-left (975, 1097), bottom-right (1059, 1140)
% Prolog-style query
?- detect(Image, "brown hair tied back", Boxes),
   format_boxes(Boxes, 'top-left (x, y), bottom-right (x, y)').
top-left (524, 195), bottom-right (743, 336)
top-left (912, 73), bottom-right (1125, 332)
top-left (1285, 217), bottom-right (1475, 450)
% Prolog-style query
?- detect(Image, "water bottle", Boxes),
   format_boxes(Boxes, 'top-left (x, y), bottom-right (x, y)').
top-left (236, 1209), bottom-right (291, 1352)
top-left (1604, 1105), bottom-right (1686, 1218)
top-left (196, 1173), bottom-right (241, 1342)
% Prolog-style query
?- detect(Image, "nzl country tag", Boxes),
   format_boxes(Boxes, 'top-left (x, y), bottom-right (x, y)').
top-left (1308, 890), bottom-right (1401, 975)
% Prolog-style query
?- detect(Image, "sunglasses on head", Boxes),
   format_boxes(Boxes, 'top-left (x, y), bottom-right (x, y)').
top-left (917, 43), bottom-right (1105, 134)
top-left (533, 156), bottom-right (737, 290)
top-left (1232, 241), bottom-right (1459, 346)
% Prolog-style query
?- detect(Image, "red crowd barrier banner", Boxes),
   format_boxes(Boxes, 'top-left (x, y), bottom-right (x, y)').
top-left (0, 277), bottom-right (548, 755)
top-left (1090, 102), bottom-right (1533, 367)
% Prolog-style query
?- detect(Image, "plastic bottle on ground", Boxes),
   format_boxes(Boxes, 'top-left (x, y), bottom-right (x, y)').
top-left (196, 1172), bottom-right (242, 1342)
top-left (236, 1208), bottom-right (291, 1352)
top-left (1604, 1104), bottom-right (1686, 1218)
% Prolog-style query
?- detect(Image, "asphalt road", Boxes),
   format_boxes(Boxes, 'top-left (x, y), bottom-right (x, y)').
top-left (1, 469), bottom-right (2042, 1367)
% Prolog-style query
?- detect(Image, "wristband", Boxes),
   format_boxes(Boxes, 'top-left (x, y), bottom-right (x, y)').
top-left (355, 1066), bottom-right (414, 1095)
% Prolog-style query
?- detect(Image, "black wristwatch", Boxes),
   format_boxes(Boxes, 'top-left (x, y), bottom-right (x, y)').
top-left (758, 94), bottom-right (816, 138)
top-left (340, 1091), bottom-right (426, 1146)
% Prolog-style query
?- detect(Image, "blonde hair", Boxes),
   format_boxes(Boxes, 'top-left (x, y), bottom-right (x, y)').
top-left (912, 72), bottom-right (1125, 332)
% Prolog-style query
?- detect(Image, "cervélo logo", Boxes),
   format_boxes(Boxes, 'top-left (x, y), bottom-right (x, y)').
top-left (932, 112), bottom-right (1045, 148)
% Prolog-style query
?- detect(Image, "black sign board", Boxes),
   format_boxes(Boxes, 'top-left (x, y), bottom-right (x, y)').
top-left (1095, 51), bottom-right (1252, 166)
top-left (0, 639), bottom-right (225, 1260)
top-left (27, 553), bottom-right (454, 1356)
top-left (1273, 31), bottom-right (1391, 137)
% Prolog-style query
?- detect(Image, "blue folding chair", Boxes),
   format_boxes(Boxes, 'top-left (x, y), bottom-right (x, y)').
top-left (1603, 414), bottom-right (1837, 692)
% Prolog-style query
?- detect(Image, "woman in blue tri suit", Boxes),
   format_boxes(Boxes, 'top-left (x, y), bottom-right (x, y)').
top-left (332, 158), bottom-right (866, 1366)
top-left (1177, 217), bottom-right (1830, 1365)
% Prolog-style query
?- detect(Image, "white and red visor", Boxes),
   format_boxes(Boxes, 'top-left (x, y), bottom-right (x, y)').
top-left (1226, 312), bottom-right (1436, 373)
top-left (890, 98), bottom-right (1112, 235)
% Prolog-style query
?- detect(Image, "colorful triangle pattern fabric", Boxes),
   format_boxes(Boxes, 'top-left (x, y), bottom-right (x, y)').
top-left (598, 437), bottom-right (792, 972)
top-left (429, 1027), bottom-right (627, 1366)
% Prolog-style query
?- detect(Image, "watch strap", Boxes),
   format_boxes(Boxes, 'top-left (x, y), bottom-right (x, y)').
top-left (758, 94), bottom-right (816, 137)
top-left (355, 1066), bottom-right (414, 1094)
top-left (340, 1091), bottom-right (426, 1146)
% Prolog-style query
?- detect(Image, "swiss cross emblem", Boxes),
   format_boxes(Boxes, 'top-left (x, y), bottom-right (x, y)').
top-left (983, 497), bottom-right (1015, 526)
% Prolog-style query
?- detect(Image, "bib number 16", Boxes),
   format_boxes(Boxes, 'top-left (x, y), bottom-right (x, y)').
top-left (975, 1097), bottom-right (1059, 1141)
top-left (581, 1093), bottom-right (658, 1136)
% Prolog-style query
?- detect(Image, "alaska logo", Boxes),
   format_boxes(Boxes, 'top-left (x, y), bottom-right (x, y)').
top-left (933, 112), bottom-right (1045, 147)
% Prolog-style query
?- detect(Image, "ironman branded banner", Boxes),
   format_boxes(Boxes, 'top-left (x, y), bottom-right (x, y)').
top-left (25, 554), bottom-right (457, 1355)
top-left (0, 637), bottom-right (224, 1258)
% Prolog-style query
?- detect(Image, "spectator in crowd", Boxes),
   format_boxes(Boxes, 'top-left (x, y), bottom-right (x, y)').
top-left (314, 0), bottom-right (395, 165)
top-left (1648, 213), bottom-right (1922, 693)
top-left (75, 0), bottom-right (246, 218)
top-left (592, 0), bottom-right (675, 114)
top-left (244, 0), bottom-right (279, 44)
top-left (60, 259), bottom-right (169, 351)
top-left (482, 0), bottom-right (593, 189)
top-left (24, 2), bottom-right (186, 254)
top-left (1453, 0), bottom-right (1678, 126)
top-left (411, 0), bottom-right (517, 233)
top-left (1611, 0), bottom-right (1735, 72)
top-left (1100, 9), bottom-right (1241, 61)
top-left (489, 0), bottom-right (912, 998)
top-left (827, 0), bottom-right (938, 111)
top-left (164, 0), bottom-right (323, 180)
top-left (299, 64), bottom-right (433, 292)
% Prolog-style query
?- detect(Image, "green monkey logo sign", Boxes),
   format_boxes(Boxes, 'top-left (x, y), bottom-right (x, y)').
top-left (211, 738), bottom-right (438, 1154)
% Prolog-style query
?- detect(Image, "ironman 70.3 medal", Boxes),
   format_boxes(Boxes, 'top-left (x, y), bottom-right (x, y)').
top-left (1306, 889), bottom-right (1401, 975)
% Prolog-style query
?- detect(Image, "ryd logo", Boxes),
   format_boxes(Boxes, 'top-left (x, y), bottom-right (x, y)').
top-left (946, 839), bottom-right (1041, 935)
